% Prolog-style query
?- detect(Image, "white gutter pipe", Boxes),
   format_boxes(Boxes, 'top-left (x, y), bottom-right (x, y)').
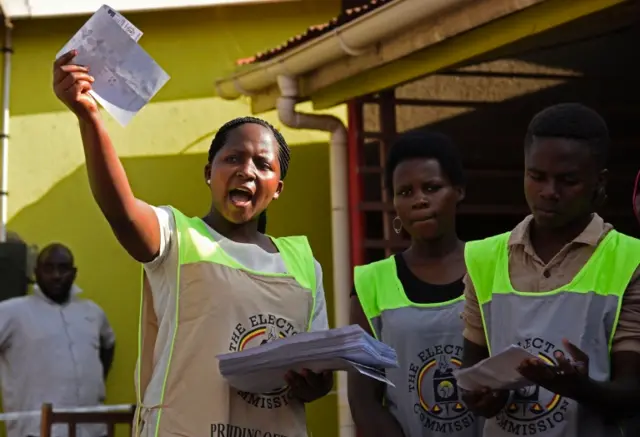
top-left (0, 17), bottom-right (12, 242)
top-left (276, 75), bottom-right (353, 437)
top-left (215, 0), bottom-right (472, 100)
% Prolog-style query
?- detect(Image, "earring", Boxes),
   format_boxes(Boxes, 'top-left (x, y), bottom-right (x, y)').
top-left (392, 216), bottom-right (403, 234)
top-left (207, 179), bottom-right (211, 185)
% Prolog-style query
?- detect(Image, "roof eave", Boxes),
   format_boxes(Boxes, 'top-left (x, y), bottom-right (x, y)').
top-left (216, 0), bottom-right (626, 114)
top-left (212, 0), bottom-right (475, 101)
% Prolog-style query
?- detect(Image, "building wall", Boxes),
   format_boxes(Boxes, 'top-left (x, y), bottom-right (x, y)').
top-left (1, 2), bottom-right (345, 436)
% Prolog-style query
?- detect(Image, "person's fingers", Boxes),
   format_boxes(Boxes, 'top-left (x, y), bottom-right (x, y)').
top-left (59, 73), bottom-right (94, 93)
top-left (61, 81), bottom-right (92, 101)
top-left (518, 359), bottom-right (556, 383)
top-left (287, 371), bottom-right (307, 389)
top-left (53, 66), bottom-right (68, 85)
top-left (573, 361), bottom-right (589, 376)
top-left (516, 358), bottom-right (536, 375)
top-left (461, 392), bottom-right (478, 405)
top-left (77, 81), bottom-right (93, 95)
top-left (554, 350), bottom-right (575, 374)
top-left (563, 339), bottom-right (588, 364)
top-left (60, 64), bottom-right (89, 74)
top-left (301, 369), bottom-right (324, 390)
top-left (461, 389), bottom-right (486, 405)
top-left (518, 357), bottom-right (544, 370)
top-left (474, 394), bottom-right (493, 409)
top-left (473, 390), bottom-right (505, 415)
top-left (53, 50), bottom-right (77, 69)
top-left (284, 370), bottom-right (297, 385)
top-left (54, 66), bottom-right (91, 87)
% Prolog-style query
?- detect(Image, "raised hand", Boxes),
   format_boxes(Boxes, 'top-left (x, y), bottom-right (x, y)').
top-left (52, 50), bottom-right (98, 121)
top-left (517, 338), bottom-right (589, 399)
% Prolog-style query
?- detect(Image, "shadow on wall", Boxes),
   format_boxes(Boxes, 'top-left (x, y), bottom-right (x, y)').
top-left (5, 142), bottom-right (336, 437)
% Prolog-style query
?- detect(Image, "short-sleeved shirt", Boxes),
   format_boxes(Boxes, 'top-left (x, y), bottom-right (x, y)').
top-left (0, 285), bottom-right (115, 437)
top-left (461, 213), bottom-right (640, 354)
top-left (143, 206), bottom-right (329, 332)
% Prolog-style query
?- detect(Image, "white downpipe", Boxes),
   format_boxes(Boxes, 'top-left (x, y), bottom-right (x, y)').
top-left (0, 18), bottom-right (12, 243)
top-left (216, 0), bottom-right (472, 100)
top-left (276, 75), bottom-right (353, 437)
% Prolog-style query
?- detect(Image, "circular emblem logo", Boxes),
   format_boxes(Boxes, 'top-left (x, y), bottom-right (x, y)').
top-left (408, 344), bottom-right (475, 433)
top-left (504, 352), bottom-right (564, 420)
top-left (228, 314), bottom-right (299, 410)
top-left (417, 354), bottom-right (467, 420)
top-left (495, 337), bottom-right (572, 435)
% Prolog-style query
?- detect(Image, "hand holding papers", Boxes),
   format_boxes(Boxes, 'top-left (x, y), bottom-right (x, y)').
top-left (453, 345), bottom-right (538, 391)
top-left (217, 324), bottom-right (398, 393)
top-left (55, 5), bottom-right (169, 126)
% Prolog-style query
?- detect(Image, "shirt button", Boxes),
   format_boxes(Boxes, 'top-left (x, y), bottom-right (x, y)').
top-left (543, 270), bottom-right (551, 278)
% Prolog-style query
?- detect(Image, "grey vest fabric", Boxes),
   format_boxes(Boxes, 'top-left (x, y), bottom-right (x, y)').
top-left (372, 299), bottom-right (483, 437)
top-left (466, 230), bottom-right (640, 437)
top-left (480, 292), bottom-right (622, 437)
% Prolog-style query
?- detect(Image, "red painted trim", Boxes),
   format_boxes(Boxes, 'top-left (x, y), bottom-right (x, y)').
top-left (347, 100), bottom-right (365, 273)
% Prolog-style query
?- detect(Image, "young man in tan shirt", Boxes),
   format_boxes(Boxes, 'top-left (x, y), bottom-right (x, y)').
top-left (460, 103), bottom-right (640, 436)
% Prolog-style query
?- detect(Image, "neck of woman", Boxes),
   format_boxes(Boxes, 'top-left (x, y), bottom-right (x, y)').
top-left (406, 231), bottom-right (463, 263)
top-left (202, 210), bottom-right (261, 244)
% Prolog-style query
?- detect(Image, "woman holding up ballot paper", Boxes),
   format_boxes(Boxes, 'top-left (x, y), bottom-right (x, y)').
top-left (53, 50), bottom-right (332, 437)
top-left (349, 131), bottom-right (481, 437)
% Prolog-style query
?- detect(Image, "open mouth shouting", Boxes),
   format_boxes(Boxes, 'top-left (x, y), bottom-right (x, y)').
top-left (228, 185), bottom-right (255, 208)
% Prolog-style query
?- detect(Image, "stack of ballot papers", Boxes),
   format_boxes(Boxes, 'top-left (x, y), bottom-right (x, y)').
top-left (453, 345), bottom-right (538, 391)
top-left (218, 324), bottom-right (398, 393)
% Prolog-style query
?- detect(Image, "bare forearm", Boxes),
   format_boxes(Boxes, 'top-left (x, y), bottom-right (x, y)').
top-left (79, 114), bottom-right (137, 222)
top-left (462, 337), bottom-right (489, 368)
top-left (99, 345), bottom-right (115, 379)
top-left (77, 114), bottom-right (159, 262)
top-left (348, 374), bottom-right (404, 437)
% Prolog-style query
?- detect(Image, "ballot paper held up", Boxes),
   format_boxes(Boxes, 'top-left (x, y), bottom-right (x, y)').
top-left (453, 345), bottom-right (539, 391)
top-left (102, 5), bottom-right (144, 42)
top-left (55, 5), bottom-right (169, 126)
top-left (218, 324), bottom-right (398, 393)
top-left (56, 5), bottom-right (142, 59)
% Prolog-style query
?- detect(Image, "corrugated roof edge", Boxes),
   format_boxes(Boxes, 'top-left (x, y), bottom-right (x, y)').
top-left (235, 0), bottom-right (394, 66)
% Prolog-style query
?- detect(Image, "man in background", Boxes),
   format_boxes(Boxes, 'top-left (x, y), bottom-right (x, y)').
top-left (0, 243), bottom-right (116, 437)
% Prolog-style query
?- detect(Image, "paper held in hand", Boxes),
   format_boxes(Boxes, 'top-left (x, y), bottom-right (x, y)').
top-left (217, 324), bottom-right (399, 393)
top-left (55, 4), bottom-right (170, 126)
top-left (453, 345), bottom-right (539, 391)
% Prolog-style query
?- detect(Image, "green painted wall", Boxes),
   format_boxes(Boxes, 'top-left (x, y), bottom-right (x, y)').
top-left (1, 2), bottom-right (346, 436)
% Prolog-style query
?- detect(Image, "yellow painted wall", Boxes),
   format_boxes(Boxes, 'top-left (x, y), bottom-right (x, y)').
top-left (1, 2), bottom-right (346, 436)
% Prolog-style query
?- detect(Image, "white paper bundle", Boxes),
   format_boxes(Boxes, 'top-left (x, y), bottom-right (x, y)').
top-left (217, 324), bottom-right (398, 393)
